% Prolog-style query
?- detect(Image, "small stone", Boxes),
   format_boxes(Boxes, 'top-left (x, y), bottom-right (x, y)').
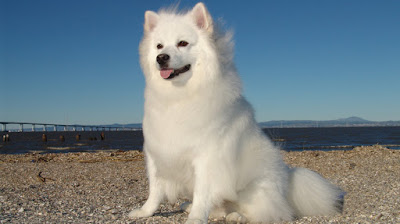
top-left (18, 207), bottom-right (24, 213)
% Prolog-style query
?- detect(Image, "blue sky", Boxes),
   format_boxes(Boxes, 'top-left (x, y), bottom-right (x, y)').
top-left (1, 0), bottom-right (399, 125)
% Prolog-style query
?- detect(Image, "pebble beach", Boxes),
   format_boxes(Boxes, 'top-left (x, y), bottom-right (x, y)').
top-left (1, 145), bottom-right (399, 223)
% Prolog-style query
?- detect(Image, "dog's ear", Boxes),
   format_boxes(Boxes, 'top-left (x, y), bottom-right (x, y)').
top-left (191, 2), bottom-right (213, 33)
top-left (144, 11), bottom-right (159, 32)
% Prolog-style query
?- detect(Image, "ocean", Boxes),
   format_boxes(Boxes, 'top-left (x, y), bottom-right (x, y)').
top-left (1, 127), bottom-right (399, 154)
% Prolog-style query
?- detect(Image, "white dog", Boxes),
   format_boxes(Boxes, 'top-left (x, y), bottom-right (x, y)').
top-left (129, 2), bottom-right (343, 223)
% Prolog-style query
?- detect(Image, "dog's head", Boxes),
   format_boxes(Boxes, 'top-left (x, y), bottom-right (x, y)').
top-left (140, 3), bottom-right (216, 87)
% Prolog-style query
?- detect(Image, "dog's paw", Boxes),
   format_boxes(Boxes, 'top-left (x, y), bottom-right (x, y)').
top-left (226, 212), bottom-right (247, 223)
top-left (180, 202), bottom-right (192, 213)
top-left (209, 206), bottom-right (227, 220)
top-left (184, 219), bottom-right (207, 224)
top-left (128, 208), bottom-right (153, 218)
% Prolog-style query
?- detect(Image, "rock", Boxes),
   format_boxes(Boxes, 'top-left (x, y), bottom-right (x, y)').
top-left (110, 209), bottom-right (118, 214)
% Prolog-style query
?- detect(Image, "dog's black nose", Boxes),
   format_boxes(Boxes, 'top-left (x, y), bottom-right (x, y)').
top-left (156, 54), bottom-right (170, 66)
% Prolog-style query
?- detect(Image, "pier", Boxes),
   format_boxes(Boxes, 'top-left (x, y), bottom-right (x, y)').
top-left (0, 122), bottom-right (137, 132)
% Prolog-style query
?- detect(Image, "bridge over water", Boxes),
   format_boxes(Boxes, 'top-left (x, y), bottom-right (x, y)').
top-left (0, 122), bottom-right (137, 132)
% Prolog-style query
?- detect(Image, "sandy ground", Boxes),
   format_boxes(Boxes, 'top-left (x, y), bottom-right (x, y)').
top-left (0, 145), bottom-right (399, 223)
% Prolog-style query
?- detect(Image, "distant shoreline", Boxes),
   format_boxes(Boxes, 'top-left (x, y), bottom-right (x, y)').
top-left (260, 124), bottom-right (400, 128)
top-left (259, 116), bottom-right (400, 128)
top-left (2, 117), bottom-right (400, 132)
top-left (2, 124), bottom-right (400, 133)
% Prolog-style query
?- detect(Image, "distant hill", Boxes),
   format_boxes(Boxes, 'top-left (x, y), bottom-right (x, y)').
top-left (111, 117), bottom-right (400, 129)
top-left (259, 116), bottom-right (400, 128)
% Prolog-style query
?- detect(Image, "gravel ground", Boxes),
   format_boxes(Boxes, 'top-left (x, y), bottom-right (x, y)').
top-left (0, 145), bottom-right (399, 223)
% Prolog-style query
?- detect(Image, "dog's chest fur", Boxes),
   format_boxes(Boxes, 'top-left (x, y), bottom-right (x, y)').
top-left (142, 91), bottom-right (235, 175)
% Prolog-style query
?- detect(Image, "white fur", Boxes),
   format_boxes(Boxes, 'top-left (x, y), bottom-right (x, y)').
top-left (129, 2), bottom-right (343, 223)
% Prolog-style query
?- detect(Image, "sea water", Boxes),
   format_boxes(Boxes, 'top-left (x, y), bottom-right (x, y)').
top-left (1, 127), bottom-right (399, 154)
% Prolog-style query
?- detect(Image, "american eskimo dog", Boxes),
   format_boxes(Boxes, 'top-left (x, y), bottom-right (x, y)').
top-left (129, 2), bottom-right (343, 223)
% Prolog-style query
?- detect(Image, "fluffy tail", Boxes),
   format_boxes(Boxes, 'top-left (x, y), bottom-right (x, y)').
top-left (288, 167), bottom-right (344, 218)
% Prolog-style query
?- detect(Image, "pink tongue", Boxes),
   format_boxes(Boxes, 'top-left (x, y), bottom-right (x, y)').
top-left (160, 69), bottom-right (174, 79)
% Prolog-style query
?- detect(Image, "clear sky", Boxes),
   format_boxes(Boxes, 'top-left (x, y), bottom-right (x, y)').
top-left (1, 0), bottom-right (399, 125)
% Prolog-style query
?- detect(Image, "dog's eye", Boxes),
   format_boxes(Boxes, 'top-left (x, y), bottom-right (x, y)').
top-left (177, 41), bottom-right (188, 47)
top-left (157, 44), bottom-right (163, 49)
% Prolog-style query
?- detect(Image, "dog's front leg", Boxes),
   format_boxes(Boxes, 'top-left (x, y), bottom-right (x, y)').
top-left (185, 160), bottom-right (213, 224)
top-left (128, 153), bottom-right (164, 218)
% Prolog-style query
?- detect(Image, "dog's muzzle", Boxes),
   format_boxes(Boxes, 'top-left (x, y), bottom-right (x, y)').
top-left (157, 54), bottom-right (191, 79)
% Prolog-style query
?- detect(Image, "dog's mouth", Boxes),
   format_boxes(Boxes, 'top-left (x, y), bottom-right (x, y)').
top-left (160, 64), bottom-right (191, 79)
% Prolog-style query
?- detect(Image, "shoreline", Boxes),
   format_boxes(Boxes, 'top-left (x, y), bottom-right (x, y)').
top-left (1, 145), bottom-right (399, 223)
